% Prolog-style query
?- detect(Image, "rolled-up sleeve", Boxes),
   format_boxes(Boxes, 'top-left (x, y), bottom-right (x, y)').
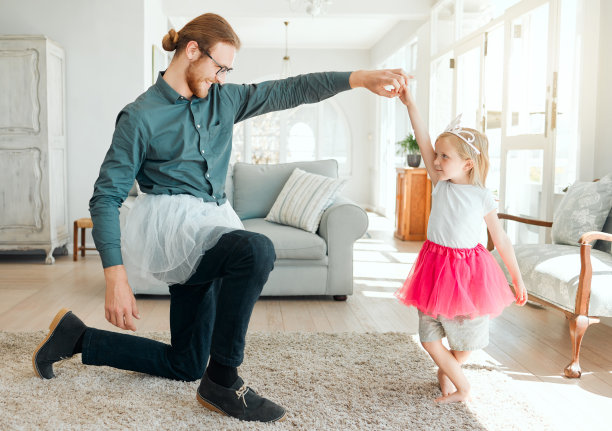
top-left (89, 110), bottom-right (147, 268)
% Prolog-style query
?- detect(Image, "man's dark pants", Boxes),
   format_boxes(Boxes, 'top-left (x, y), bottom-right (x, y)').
top-left (81, 230), bottom-right (275, 381)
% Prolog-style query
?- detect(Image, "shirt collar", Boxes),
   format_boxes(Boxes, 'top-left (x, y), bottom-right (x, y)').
top-left (155, 71), bottom-right (189, 104)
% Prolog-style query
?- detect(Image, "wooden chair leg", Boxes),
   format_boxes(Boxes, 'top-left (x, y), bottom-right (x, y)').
top-left (73, 221), bottom-right (78, 261)
top-left (564, 315), bottom-right (600, 378)
top-left (81, 227), bottom-right (86, 257)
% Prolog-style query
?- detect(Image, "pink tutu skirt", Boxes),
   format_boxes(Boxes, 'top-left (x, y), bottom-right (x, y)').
top-left (394, 240), bottom-right (515, 319)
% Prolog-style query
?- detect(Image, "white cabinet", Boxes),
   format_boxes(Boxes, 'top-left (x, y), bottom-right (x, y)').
top-left (0, 35), bottom-right (69, 264)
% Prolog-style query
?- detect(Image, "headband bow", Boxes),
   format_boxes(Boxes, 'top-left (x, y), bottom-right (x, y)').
top-left (443, 114), bottom-right (480, 155)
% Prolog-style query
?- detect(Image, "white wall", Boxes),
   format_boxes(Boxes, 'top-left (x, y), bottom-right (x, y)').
top-left (0, 0), bottom-right (376, 253)
top-left (414, 22), bottom-right (431, 136)
top-left (595, 0), bottom-right (612, 178)
top-left (1, 0), bottom-right (608, 255)
top-left (145, 0), bottom-right (169, 88)
top-left (370, 20), bottom-right (423, 67)
top-left (0, 0), bottom-right (147, 252)
top-left (228, 48), bottom-right (373, 205)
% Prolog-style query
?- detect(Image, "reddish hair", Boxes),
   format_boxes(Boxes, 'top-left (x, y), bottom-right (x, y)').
top-left (162, 13), bottom-right (241, 54)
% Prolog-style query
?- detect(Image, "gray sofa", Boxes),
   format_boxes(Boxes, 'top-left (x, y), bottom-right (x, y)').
top-left (120, 159), bottom-right (369, 299)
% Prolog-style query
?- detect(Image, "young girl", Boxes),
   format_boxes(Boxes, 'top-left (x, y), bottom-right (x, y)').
top-left (395, 85), bottom-right (528, 404)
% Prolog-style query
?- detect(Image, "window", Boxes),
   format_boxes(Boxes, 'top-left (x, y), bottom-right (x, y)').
top-left (376, 39), bottom-right (419, 216)
top-left (428, 0), bottom-right (583, 244)
top-left (231, 93), bottom-right (351, 175)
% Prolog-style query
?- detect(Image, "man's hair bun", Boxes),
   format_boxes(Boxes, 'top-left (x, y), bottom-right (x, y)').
top-left (162, 29), bottom-right (179, 51)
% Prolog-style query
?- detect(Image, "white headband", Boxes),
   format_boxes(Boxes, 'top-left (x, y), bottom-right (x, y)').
top-left (442, 114), bottom-right (480, 155)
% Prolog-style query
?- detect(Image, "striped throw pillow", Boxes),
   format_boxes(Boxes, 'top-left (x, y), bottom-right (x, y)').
top-left (265, 168), bottom-right (346, 233)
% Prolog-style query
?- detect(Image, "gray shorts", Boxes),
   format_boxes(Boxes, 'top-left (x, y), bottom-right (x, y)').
top-left (418, 310), bottom-right (489, 351)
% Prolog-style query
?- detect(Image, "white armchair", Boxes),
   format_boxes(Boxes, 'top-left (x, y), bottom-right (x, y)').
top-left (487, 175), bottom-right (612, 378)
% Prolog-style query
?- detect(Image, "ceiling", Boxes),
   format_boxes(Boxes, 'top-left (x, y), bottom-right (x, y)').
top-left (163, 0), bottom-right (432, 50)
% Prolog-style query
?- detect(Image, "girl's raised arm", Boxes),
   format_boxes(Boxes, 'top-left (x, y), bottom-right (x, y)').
top-left (399, 86), bottom-right (438, 185)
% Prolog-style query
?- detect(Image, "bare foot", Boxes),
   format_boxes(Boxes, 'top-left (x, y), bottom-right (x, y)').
top-left (437, 368), bottom-right (456, 396)
top-left (435, 390), bottom-right (472, 404)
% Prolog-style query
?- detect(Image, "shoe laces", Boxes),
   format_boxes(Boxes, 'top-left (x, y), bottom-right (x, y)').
top-left (235, 384), bottom-right (250, 407)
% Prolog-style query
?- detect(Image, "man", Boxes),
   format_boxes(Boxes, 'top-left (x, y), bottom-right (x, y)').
top-left (33, 13), bottom-right (408, 423)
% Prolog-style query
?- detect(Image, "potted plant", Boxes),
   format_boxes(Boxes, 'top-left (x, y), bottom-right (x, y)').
top-left (396, 134), bottom-right (421, 168)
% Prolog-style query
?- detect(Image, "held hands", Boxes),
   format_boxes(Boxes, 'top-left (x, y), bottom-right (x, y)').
top-left (513, 279), bottom-right (528, 306)
top-left (104, 265), bottom-right (140, 331)
top-left (398, 83), bottom-right (415, 107)
top-left (350, 69), bottom-right (411, 98)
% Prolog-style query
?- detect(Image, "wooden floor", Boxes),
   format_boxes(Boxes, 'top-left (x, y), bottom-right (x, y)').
top-left (1, 213), bottom-right (611, 429)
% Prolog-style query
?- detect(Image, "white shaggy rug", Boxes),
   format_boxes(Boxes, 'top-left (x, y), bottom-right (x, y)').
top-left (0, 331), bottom-right (553, 430)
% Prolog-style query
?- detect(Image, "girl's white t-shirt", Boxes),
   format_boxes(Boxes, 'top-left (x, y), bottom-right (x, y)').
top-left (426, 180), bottom-right (497, 249)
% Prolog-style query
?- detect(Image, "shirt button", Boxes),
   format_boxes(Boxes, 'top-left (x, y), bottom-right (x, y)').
top-left (201, 149), bottom-right (205, 154)
top-left (205, 173), bottom-right (210, 179)
top-left (196, 124), bottom-right (201, 128)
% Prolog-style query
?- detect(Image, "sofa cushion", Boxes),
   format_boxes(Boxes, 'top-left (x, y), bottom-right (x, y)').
top-left (232, 159), bottom-right (338, 220)
top-left (242, 218), bottom-right (327, 260)
top-left (225, 163), bottom-right (234, 206)
top-left (594, 208), bottom-right (612, 254)
top-left (493, 244), bottom-right (612, 316)
top-left (265, 168), bottom-right (346, 233)
top-left (552, 174), bottom-right (612, 246)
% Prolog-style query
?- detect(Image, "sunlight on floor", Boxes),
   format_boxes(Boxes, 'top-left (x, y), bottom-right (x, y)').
top-left (353, 240), bottom-right (398, 252)
top-left (353, 250), bottom-right (394, 263)
top-left (352, 212), bottom-right (422, 291)
top-left (365, 212), bottom-right (399, 232)
top-left (355, 279), bottom-right (402, 289)
top-left (387, 251), bottom-right (419, 264)
top-left (360, 290), bottom-right (397, 299)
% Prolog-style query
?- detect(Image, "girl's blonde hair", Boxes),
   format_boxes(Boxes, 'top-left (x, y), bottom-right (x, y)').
top-left (437, 128), bottom-right (489, 187)
top-left (162, 13), bottom-right (241, 54)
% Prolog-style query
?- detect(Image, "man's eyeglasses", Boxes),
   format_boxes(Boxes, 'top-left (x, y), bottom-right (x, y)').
top-left (202, 50), bottom-right (233, 77)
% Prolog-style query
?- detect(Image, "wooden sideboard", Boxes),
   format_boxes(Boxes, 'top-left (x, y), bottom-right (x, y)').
top-left (395, 168), bottom-right (431, 241)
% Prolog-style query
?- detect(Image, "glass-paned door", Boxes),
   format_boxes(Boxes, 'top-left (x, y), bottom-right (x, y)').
top-left (483, 25), bottom-right (505, 198)
top-left (455, 36), bottom-right (484, 131)
top-left (554, 0), bottom-right (579, 195)
top-left (377, 96), bottom-right (396, 217)
top-left (501, 0), bottom-right (554, 244)
top-left (430, 52), bottom-right (454, 137)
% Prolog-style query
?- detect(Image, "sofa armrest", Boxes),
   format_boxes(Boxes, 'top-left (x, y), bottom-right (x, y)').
top-left (487, 212), bottom-right (553, 250)
top-left (575, 231), bottom-right (612, 316)
top-left (497, 212), bottom-right (554, 228)
top-left (580, 231), bottom-right (612, 244)
top-left (319, 196), bottom-right (368, 243)
top-left (318, 196), bottom-right (369, 295)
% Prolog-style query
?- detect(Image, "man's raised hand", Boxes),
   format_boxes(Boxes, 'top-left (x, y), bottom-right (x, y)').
top-left (349, 69), bottom-right (410, 98)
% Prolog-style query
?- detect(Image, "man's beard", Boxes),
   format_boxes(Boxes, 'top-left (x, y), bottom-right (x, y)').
top-left (186, 58), bottom-right (210, 98)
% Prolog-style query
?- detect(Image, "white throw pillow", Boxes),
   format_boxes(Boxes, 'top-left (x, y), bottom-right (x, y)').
top-left (265, 168), bottom-right (346, 233)
top-left (552, 174), bottom-right (612, 245)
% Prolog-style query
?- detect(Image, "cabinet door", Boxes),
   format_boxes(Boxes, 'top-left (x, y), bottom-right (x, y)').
top-left (0, 45), bottom-right (45, 241)
top-left (0, 148), bottom-right (43, 232)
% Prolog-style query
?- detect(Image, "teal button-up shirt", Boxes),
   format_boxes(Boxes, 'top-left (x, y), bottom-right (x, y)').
top-left (89, 71), bottom-right (352, 268)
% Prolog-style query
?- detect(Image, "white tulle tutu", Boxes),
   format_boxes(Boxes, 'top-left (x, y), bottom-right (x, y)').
top-left (121, 194), bottom-right (244, 285)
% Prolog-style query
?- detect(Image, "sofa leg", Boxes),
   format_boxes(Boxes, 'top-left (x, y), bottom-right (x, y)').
top-left (333, 295), bottom-right (348, 302)
top-left (564, 315), bottom-right (599, 378)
